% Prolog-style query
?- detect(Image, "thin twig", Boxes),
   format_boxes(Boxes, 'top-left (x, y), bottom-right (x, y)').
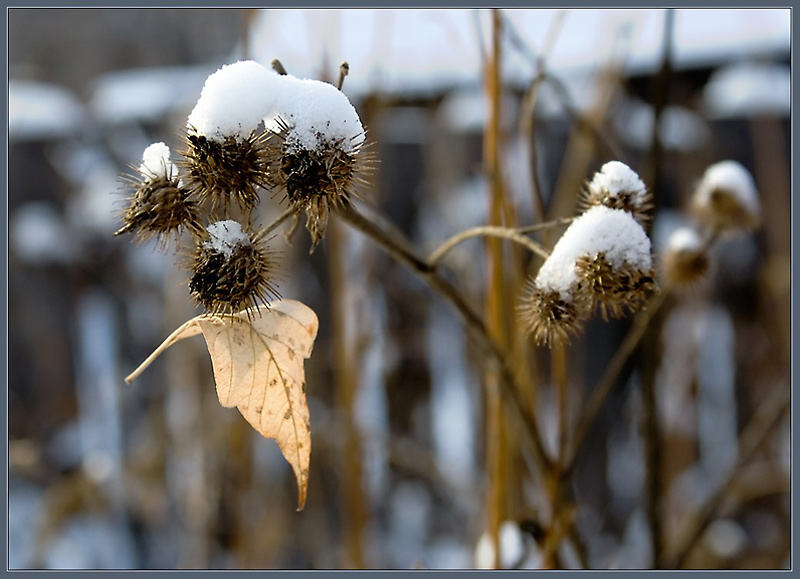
top-left (485, 10), bottom-right (506, 569)
top-left (262, 207), bottom-right (300, 237)
top-left (337, 61), bottom-right (350, 91)
top-left (336, 201), bottom-right (553, 473)
top-left (429, 226), bottom-right (551, 266)
top-left (564, 288), bottom-right (669, 477)
top-left (517, 216), bottom-right (575, 235)
top-left (271, 58), bottom-right (288, 76)
top-left (662, 383), bottom-right (790, 569)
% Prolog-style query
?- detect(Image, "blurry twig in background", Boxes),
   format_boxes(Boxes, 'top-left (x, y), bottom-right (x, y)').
top-left (662, 383), bottom-right (790, 569)
top-left (484, 10), bottom-right (507, 568)
top-left (640, 10), bottom-right (674, 565)
top-left (336, 202), bottom-right (553, 474)
top-left (328, 216), bottom-right (367, 569)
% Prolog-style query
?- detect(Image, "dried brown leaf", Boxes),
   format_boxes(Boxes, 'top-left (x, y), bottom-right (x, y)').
top-left (125, 299), bottom-right (319, 510)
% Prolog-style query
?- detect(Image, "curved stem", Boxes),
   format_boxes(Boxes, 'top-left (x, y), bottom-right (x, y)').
top-left (517, 216), bottom-right (575, 234)
top-left (429, 226), bottom-right (551, 266)
top-left (336, 201), bottom-right (553, 473)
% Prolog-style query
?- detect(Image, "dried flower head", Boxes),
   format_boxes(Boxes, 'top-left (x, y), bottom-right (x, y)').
top-left (115, 142), bottom-right (201, 246)
top-left (268, 117), bottom-right (371, 251)
top-left (520, 206), bottom-right (657, 346)
top-left (188, 220), bottom-right (280, 318)
top-left (265, 76), bottom-right (371, 252)
top-left (691, 160), bottom-right (760, 233)
top-left (660, 226), bottom-right (711, 291)
top-left (517, 280), bottom-right (585, 347)
top-left (580, 161), bottom-right (652, 225)
top-left (181, 129), bottom-right (274, 216)
top-left (575, 253), bottom-right (657, 320)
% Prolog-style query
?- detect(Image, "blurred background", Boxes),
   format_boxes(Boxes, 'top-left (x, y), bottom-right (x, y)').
top-left (7, 8), bottom-right (791, 569)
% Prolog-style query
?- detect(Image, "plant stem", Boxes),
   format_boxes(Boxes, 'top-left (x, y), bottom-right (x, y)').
top-left (553, 341), bottom-right (569, 466)
top-left (564, 288), bottom-right (669, 477)
top-left (336, 201), bottom-right (553, 474)
top-left (542, 340), bottom-right (570, 568)
top-left (429, 226), bottom-right (551, 266)
top-left (517, 216), bottom-right (575, 234)
top-left (327, 217), bottom-right (366, 568)
top-left (662, 383), bottom-right (790, 568)
top-left (262, 207), bottom-right (300, 237)
top-left (641, 307), bottom-right (665, 568)
top-left (484, 9), bottom-right (506, 568)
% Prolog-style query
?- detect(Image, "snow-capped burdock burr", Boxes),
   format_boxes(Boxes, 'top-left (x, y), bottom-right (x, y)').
top-left (580, 161), bottom-right (652, 225)
top-left (691, 160), bottom-right (760, 233)
top-left (660, 226), bottom-right (711, 290)
top-left (519, 205), bottom-right (657, 345)
top-left (182, 61), bottom-right (279, 216)
top-left (517, 280), bottom-right (586, 347)
top-left (116, 142), bottom-right (201, 245)
top-left (188, 220), bottom-right (279, 318)
top-left (265, 75), bottom-right (371, 252)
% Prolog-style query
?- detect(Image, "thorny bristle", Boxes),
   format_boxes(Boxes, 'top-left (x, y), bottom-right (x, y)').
top-left (517, 281), bottom-right (584, 347)
top-left (575, 254), bottom-right (657, 321)
top-left (115, 170), bottom-right (202, 248)
top-left (188, 225), bottom-right (280, 319)
top-left (267, 117), bottom-right (375, 252)
top-left (579, 182), bottom-right (653, 227)
top-left (180, 129), bottom-right (275, 217)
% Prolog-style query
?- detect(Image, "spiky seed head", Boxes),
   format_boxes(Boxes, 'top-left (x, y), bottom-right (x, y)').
top-left (188, 220), bottom-right (280, 318)
top-left (580, 161), bottom-right (652, 226)
top-left (180, 129), bottom-right (275, 218)
top-left (661, 227), bottom-right (711, 291)
top-left (517, 280), bottom-right (585, 347)
top-left (574, 253), bottom-right (657, 321)
top-left (115, 154), bottom-right (202, 247)
top-left (691, 160), bottom-right (760, 234)
top-left (267, 117), bottom-right (373, 252)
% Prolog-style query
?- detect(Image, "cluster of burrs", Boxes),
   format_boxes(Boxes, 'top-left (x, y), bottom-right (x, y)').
top-left (115, 60), bottom-right (372, 317)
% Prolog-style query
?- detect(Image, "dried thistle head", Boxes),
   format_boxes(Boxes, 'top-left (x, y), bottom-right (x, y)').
top-left (522, 206), bottom-right (658, 345)
top-left (660, 226), bottom-right (711, 291)
top-left (180, 129), bottom-right (274, 217)
top-left (575, 253), bottom-right (657, 320)
top-left (517, 280), bottom-right (585, 347)
top-left (691, 160), bottom-right (760, 234)
top-left (116, 142), bottom-right (202, 246)
top-left (580, 161), bottom-right (652, 226)
top-left (188, 220), bottom-right (280, 318)
top-left (267, 116), bottom-right (372, 252)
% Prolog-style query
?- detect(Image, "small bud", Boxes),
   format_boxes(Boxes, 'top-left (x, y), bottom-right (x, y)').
top-left (188, 220), bottom-right (279, 318)
top-left (580, 161), bottom-right (652, 225)
top-left (116, 142), bottom-right (201, 246)
top-left (691, 160), bottom-right (760, 233)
